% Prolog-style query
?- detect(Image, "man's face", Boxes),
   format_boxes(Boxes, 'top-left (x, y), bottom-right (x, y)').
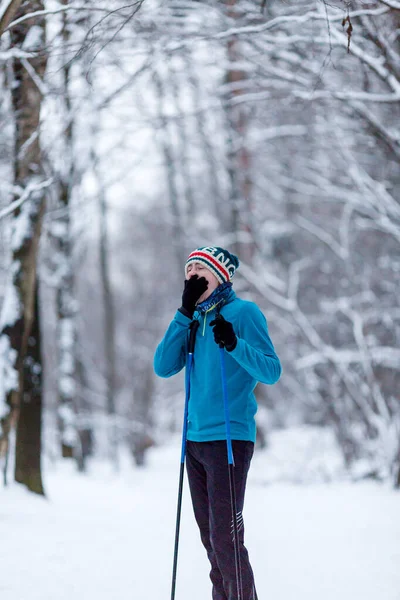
top-left (186, 262), bottom-right (220, 303)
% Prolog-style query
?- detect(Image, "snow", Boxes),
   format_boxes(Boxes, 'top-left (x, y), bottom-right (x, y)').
top-left (251, 426), bottom-right (346, 485)
top-left (11, 200), bottom-right (33, 252)
top-left (21, 25), bottom-right (43, 51)
top-left (0, 266), bottom-right (21, 328)
top-left (0, 335), bottom-right (18, 412)
top-left (1, 436), bottom-right (399, 600)
top-left (0, 262), bottom-right (21, 411)
top-left (57, 404), bottom-right (77, 445)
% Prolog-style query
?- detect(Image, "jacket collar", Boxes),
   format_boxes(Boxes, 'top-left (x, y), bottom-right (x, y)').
top-left (196, 283), bottom-right (235, 315)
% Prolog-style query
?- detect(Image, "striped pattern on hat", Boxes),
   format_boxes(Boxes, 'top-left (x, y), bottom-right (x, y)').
top-left (185, 247), bottom-right (239, 284)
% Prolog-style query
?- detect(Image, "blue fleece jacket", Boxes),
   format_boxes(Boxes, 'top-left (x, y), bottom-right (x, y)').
top-left (153, 289), bottom-right (281, 443)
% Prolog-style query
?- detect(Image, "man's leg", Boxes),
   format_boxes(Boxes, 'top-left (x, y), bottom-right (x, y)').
top-left (204, 441), bottom-right (257, 600)
top-left (186, 441), bottom-right (227, 600)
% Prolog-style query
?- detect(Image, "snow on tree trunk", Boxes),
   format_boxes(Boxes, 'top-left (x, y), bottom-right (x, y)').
top-left (0, 0), bottom-right (47, 493)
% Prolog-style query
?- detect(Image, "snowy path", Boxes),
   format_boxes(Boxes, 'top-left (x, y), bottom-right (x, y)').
top-left (1, 442), bottom-right (400, 600)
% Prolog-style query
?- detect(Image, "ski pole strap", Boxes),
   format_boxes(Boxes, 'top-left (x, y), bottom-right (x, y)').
top-left (219, 347), bottom-right (234, 466)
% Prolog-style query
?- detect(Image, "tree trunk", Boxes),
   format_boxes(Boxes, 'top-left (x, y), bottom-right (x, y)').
top-left (0, 0), bottom-right (47, 492)
top-left (14, 283), bottom-right (44, 495)
top-left (224, 0), bottom-right (254, 262)
top-left (99, 184), bottom-right (118, 469)
top-left (74, 351), bottom-right (93, 472)
top-left (0, 0), bottom-right (23, 36)
top-left (56, 2), bottom-right (83, 465)
top-left (153, 67), bottom-right (186, 266)
top-left (168, 54), bottom-right (196, 224)
top-left (130, 363), bottom-right (155, 467)
top-left (87, 86), bottom-right (118, 469)
top-left (181, 50), bottom-right (226, 230)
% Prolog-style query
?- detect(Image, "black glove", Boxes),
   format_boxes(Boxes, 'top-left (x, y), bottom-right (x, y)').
top-left (180, 275), bottom-right (208, 317)
top-left (209, 314), bottom-right (237, 351)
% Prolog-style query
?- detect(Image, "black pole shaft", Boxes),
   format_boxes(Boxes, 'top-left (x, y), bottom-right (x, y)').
top-left (171, 461), bottom-right (185, 600)
top-left (228, 462), bottom-right (243, 600)
top-left (171, 320), bottom-right (199, 600)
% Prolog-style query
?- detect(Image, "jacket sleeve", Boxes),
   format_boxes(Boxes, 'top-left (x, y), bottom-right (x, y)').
top-left (153, 310), bottom-right (191, 378)
top-left (228, 302), bottom-right (282, 384)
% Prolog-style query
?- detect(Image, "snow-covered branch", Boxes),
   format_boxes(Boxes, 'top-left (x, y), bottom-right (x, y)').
top-left (3, 0), bottom-right (145, 36)
top-left (213, 6), bottom-right (390, 41)
top-left (5, 4), bottom-right (118, 32)
top-left (294, 215), bottom-right (349, 260)
top-left (296, 347), bottom-right (400, 370)
top-left (0, 178), bottom-right (53, 221)
top-left (294, 90), bottom-right (400, 103)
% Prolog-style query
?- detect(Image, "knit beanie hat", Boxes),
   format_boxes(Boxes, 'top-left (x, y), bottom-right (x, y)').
top-left (185, 246), bottom-right (239, 284)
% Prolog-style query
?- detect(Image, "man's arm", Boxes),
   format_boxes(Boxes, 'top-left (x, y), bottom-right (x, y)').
top-left (228, 303), bottom-right (282, 384)
top-left (153, 311), bottom-right (191, 378)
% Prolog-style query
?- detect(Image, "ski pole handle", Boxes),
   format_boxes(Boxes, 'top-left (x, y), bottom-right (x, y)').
top-left (213, 313), bottom-right (225, 349)
top-left (188, 319), bottom-right (199, 354)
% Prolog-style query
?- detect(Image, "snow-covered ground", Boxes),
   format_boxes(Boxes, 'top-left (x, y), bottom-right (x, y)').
top-left (1, 431), bottom-right (400, 600)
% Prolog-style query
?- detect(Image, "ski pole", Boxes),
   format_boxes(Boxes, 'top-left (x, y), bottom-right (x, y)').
top-left (219, 345), bottom-right (243, 600)
top-left (171, 319), bottom-right (199, 600)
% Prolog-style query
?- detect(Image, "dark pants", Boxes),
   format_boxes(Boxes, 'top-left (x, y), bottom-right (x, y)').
top-left (186, 440), bottom-right (257, 600)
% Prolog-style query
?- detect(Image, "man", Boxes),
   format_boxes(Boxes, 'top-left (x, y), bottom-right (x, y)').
top-left (154, 246), bottom-right (282, 600)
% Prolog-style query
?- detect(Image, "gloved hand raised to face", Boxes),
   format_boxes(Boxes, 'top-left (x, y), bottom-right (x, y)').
top-left (209, 314), bottom-right (237, 352)
top-left (181, 275), bottom-right (209, 317)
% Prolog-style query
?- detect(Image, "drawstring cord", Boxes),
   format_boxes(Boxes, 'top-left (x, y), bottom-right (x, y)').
top-left (200, 299), bottom-right (224, 335)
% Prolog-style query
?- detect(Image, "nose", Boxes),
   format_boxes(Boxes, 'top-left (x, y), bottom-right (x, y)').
top-left (189, 264), bottom-right (200, 277)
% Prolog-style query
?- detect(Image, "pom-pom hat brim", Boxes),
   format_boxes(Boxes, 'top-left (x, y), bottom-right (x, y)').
top-left (185, 247), bottom-right (239, 284)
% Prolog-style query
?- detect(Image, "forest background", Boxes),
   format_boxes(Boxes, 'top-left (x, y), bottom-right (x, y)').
top-left (0, 0), bottom-right (399, 496)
